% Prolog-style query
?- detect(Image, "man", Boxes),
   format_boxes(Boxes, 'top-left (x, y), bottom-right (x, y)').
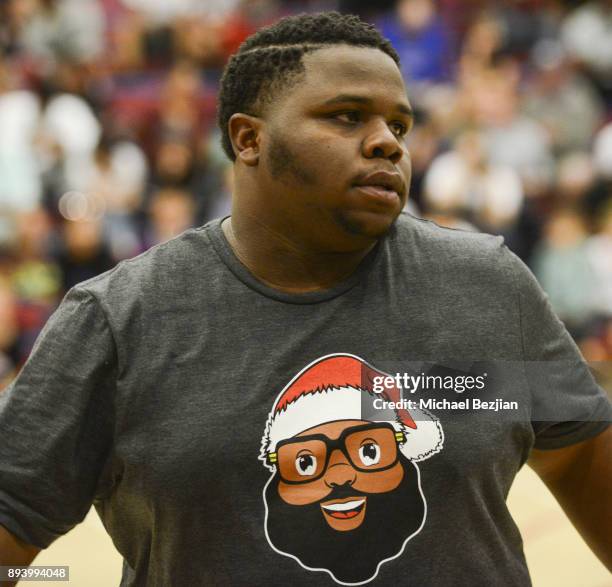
top-left (1, 11), bottom-right (611, 587)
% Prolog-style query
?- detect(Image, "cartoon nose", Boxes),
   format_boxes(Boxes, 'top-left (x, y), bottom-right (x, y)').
top-left (361, 120), bottom-right (403, 164)
top-left (324, 449), bottom-right (356, 487)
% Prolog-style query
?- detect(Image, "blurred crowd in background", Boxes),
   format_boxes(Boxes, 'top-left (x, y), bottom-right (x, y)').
top-left (0, 0), bottom-right (611, 390)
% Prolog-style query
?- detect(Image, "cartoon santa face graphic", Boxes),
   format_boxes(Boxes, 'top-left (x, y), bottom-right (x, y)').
top-left (259, 354), bottom-right (444, 585)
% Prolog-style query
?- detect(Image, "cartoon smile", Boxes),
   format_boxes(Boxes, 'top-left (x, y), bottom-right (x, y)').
top-left (320, 496), bottom-right (367, 531)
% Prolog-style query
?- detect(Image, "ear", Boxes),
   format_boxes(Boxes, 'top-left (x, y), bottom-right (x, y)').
top-left (228, 113), bottom-right (263, 166)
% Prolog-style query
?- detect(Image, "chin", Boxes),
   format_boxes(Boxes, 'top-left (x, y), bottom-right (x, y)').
top-left (334, 209), bottom-right (400, 240)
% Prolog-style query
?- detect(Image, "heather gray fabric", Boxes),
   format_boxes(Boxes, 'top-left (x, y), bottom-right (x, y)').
top-left (0, 213), bottom-right (610, 586)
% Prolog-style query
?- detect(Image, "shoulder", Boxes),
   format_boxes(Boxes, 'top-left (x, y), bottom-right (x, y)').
top-left (393, 212), bottom-right (510, 265)
top-left (71, 225), bottom-right (218, 311)
top-left (390, 212), bottom-right (539, 297)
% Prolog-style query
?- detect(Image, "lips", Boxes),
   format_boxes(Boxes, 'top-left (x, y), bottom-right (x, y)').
top-left (321, 497), bottom-right (366, 519)
top-left (353, 170), bottom-right (404, 197)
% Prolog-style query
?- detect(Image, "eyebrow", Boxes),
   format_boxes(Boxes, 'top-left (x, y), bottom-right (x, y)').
top-left (321, 94), bottom-right (414, 117)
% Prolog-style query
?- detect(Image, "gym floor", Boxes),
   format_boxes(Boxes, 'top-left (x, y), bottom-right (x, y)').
top-left (34, 467), bottom-right (611, 586)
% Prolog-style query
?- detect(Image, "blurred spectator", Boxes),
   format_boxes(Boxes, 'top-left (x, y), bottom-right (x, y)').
top-left (460, 61), bottom-right (555, 195)
top-left (532, 208), bottom-right (601, 335)
top-left (0, 59), bottom-right (42, 215)
top-left (18, 0), bottom-right (106, 65)
top-left (338, 0), bottom-right (396, 21)
top-left (579, 319), bottom-right (612, 364)
top-left (555, 151), bottom-right (597, 207)
top-left (458, 12), bottom-right (504, 74)
top-left (403, 110), bottom-right (443, 207)
top-left (585, 202), bottom-right (612, 316)
top-left (0, 0), bottom-right (23, 55)
top-left (55, 218), bottom-right (114, 290)
top-left (144, 187), bottom-right (195, 247)
top-left (174, 17), bottom-right (223, 68)
top-left (190, 133), bottom-right (234, 224)
top-left (79, 139), bottom-right (147, 214)
top-left (11, 207), bottom-right (61, 304)
top-left (524, 40), bottom-right (604, 154)
top-left (0, 276), bottom-right (19, 390)
top-left (561, 0), bottom-right (612, 101)
top-left (149, 139), bottom-right (196, 190)
top-left (587, 122), bottom-right (612, 222)
top-left (73, 138), bottom-right (147, 261)
top-left (204, 161), bottom-right (233, 221)
top-left (593, 121), bottom-right (612, 181)
top-left (119, 0), bottom-right (240, 26)
top-left (423, 130), bottom-right (524, 233)
top-left (219, 0), bottom-right (282, 59)
top-left (128, 61), bottom-right (216, 159)
top-left (490, 0), bottom-right (561, 57)
top-left (378, 0), bottom-right (453, 92)
top-left (40, 91), bottom-right (101, 166)
top-left (156, 62), bottom-right (204, 142)
top-left (10, 207), bottom-right (62, 362)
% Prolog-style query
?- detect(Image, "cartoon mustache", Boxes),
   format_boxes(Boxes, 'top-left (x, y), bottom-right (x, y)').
top-left (320, 483), bottom-right (363, 504)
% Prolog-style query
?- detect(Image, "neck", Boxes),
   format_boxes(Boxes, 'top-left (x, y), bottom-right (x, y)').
top-left (222, 211), bottom-right (376, 293)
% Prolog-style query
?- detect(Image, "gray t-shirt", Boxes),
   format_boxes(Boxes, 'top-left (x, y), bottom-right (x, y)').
top-left (1, 213), bottom-right (610, 586)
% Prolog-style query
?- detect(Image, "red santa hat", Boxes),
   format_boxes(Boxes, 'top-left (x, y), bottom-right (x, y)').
top-left (260, 354), bottom-right (444, 469)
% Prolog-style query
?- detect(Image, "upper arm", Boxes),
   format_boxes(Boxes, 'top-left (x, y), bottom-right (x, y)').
top-left (0, 524), bottom-right (41, 587)
top-left (528, 426), bottom-right (612, 570)
top-left (0, 287), bottom-right (116, 550)
top-left (0, 522), bottom-right (41, 564)
top-left (505, 242), bottom-right (612, 568)
top-left (499, 247), bottom-right (611, 447)
top-left (528, 425), bottom-right (611, 483)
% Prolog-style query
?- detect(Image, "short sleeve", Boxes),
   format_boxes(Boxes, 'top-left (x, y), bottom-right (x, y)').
top-left (0, 286), bottom-right (116, 548)
top-left (504, 247), bottom-right (611, 449)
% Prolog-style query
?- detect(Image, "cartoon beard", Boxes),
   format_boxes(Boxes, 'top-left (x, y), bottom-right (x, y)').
top-left (264, 456), bottom-right (426, 585)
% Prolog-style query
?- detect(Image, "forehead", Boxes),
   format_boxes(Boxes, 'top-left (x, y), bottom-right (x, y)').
top-left (277, 45), bottom-right (409, 110)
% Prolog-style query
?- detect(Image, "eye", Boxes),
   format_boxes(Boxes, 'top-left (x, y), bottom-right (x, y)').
top-left (334, 111), bottom-right (361, 124)
top-left (295, 453), bottom-right (317, 476)
top-left (389, 121), bottom-right (408, 137)
top-left (358, 442), bottom-right (381, 466)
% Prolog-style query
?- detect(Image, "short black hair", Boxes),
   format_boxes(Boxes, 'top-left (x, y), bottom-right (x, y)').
top-left (217, 12), bottom-right (400, 161)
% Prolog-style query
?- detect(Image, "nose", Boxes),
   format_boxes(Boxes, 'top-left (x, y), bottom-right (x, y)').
top-left (324, 449), bottom-right (356, 487)
top-left (361, 119), bottom-right (404, 165)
